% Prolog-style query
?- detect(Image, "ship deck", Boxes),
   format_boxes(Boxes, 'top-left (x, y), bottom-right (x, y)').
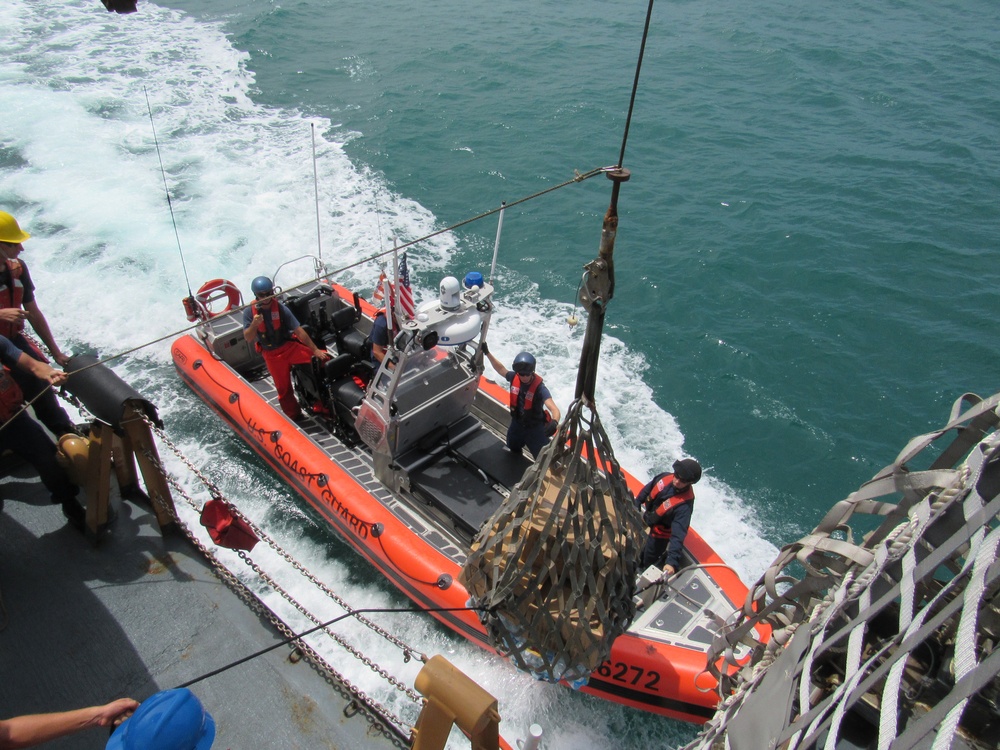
top-left (0, 460), bottom-right (402, 750)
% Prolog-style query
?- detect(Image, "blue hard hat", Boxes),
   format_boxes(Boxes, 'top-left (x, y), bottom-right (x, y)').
top-left (250, 276), bottom-right (274, 298)
top-left (106, 688), bottom-right (215, 750)
top-left (512, 351), bottom-right (536, 375)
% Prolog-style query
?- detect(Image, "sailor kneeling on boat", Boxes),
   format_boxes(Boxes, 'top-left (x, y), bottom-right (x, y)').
top-left (634, 458), bottom-right (702, 575)
top-left (243, 276), bottom-right (331, 421)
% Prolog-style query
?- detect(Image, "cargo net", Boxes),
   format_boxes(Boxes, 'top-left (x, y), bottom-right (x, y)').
top-left (459, 398), bottom-right (645, 686)
top-left (685, 391), bottom-right (1000, 750)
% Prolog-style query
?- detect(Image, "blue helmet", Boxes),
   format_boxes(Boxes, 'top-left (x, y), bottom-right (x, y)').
top-left (106, 688), bottom-right (215, 750)
top-left (250, 276), bottom-right (274, 298)
top-left (512, 351), bottom-right (536, 375)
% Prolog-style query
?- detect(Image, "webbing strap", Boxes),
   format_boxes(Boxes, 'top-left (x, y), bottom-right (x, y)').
top-left (685, 391), bottom-right (1000, 750)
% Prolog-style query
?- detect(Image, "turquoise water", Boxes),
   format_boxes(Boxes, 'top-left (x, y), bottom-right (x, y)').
top-left (2, 0), bottom-right (998, 746)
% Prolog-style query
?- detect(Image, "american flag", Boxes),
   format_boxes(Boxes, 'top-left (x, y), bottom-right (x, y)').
top-left (397, 252), bottom-right (414, 319)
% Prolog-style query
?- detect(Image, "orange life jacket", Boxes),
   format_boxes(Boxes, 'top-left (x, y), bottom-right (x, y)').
top-left (254, 298), bottom-right (292, 351)
top-left (509, 373), bottom-right (547, 423)
top-left (0, 259), bottom-right (25, 339)
top-left (646, 474), bottom-right (695, 539)
top-left (0, 366), bottom-right (25, 421)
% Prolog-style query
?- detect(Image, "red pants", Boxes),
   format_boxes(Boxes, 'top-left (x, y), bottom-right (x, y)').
top-left (261, 340), bottom-right (315, 419)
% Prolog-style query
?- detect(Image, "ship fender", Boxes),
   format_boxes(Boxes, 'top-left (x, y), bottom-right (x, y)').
top-left (63, 354), bottom-right (161, 432)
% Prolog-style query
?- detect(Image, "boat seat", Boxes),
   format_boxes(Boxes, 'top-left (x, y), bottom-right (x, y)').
top-left (285, 286), bottom-right (343, 346)
top-left (323, 353), bottom-right (369, 426)
top-left (452, 427), bottom-right (532, 490)
top-left (394, 414), bottom-right (482, 474)
top-left (328, 306), bottom-right (371, 361)
top-left (290, 361), bottom-right (327, 417)
top-left (410, 455), bottom-right (506, 538)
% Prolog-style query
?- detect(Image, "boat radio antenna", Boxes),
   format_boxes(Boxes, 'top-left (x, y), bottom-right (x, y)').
top-left (310, 123), bottom-right (323, 265)
top-left (617, 0), bottom-right (655, 170)
top-left (143, 87), bottom-right (193, 298)
top-left (489, 201), bottom-right (506, 285)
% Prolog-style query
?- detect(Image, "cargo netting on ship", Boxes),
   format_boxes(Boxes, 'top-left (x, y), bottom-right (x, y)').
top-left (687, 391), bottom-right (1000, 750)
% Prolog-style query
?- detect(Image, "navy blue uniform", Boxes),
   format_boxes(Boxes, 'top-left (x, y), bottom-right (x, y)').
top-left (504, 371), bottom-right (553, 459)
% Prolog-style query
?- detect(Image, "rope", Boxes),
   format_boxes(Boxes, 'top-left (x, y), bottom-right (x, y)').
top-left (0, 164), bottom-right (613, 437)
top-left (174, 605), bottom-right (485, 692)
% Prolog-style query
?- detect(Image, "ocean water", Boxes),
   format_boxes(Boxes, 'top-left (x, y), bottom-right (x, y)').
top-left (2, 0), bottom-right (998, 747)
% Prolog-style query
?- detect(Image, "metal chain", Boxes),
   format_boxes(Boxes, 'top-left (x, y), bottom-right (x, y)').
top-left (124, 413), bottom-right (426, 739)
top-left (139, 412), bottom-right (426, 662)
top-left (172, 498), bottom-right (412, 747)
top-left (139, 422), bottom-right (424, 701)
top-left (230, 546), bottom-right (424, 703)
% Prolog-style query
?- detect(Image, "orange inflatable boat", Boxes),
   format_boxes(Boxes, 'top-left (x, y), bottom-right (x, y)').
top-left (173, 269), bottom-right (757, 723)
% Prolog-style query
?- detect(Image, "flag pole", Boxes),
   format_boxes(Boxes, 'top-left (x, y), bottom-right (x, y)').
top-left (391, 242), bottom-right (402, 328)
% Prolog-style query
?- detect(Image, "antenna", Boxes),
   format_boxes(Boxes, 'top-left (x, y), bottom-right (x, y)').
top-left (143, 86), bottom-right (192, 298)
top-left (311, 123), bottom-right (323, 264)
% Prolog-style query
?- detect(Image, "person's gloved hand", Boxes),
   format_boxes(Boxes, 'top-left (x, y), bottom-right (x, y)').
top-left (642, 508), bottom-right (659, 527)
top-left (544, 420), bottom-right (558, 437)
top-left (481, 341), bottom-right (489, 355)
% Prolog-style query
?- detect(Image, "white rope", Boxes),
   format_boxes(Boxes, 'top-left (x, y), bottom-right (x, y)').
top-left (931, 507), bottom-right (998, 748)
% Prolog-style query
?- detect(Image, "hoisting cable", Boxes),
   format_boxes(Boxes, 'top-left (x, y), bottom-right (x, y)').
top-left (460, 2), bottom-right (656, 685)
top-left (143, 86), bottom-right (192, 299)
top-left (617, 0), bottom-right (656, 170)
top-left (175, 604), bottom-right (485, 690)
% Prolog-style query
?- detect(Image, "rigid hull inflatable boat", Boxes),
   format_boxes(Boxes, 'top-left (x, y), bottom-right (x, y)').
top-left (172, 268), bottom-right (754, 723)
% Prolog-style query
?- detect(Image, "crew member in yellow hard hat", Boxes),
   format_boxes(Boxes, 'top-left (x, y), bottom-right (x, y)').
top-left (0, 210), bottom-right (78, 437)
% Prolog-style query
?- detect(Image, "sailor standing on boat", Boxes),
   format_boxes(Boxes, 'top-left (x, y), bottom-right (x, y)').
top-left (483, 344), bottom-right (560, 459)
top-left (242, 276), bottom-right (331, 421)
top-left (634, 458), bottom-right (702, 575)
top-left (0, 211), bottom-right (78, 438)
top-left (368, 306), bottom-right (400, 365)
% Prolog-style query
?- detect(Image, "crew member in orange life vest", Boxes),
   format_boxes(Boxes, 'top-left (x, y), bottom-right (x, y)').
top-left (0, 211), bottom-right (77, 437)
top-left (634, 458), bottom-right (703, 574)
top-left (483, 344), bottom-right (560, 459)
top-left (0, 333), bottom-right (85, 528)
top-left (242, 276), bottom-right (330, 421)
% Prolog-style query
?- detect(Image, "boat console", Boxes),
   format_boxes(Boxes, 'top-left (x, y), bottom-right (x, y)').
top-left (354, 274), bottom-right (496, 491)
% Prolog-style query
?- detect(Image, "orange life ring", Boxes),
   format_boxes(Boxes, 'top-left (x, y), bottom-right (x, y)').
top-left (195, 279), bottom-right (242, 319)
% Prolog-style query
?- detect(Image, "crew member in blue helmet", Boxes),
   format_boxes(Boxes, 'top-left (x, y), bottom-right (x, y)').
top-left (634, 458), bottom-right (703, 574)
top-left (483, 344), bottom-right (560, 459)
top-left (106, 688), bottom-right (215, 750)
top-left (242, 275), bottom-right (330, 421)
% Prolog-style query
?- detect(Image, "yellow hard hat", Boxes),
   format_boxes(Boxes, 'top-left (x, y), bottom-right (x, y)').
top-left (0, 211), bottom-right (30, 243)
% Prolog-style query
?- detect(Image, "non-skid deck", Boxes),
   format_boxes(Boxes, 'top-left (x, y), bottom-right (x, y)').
top-left (0, 464), bottom-right (401, 750)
